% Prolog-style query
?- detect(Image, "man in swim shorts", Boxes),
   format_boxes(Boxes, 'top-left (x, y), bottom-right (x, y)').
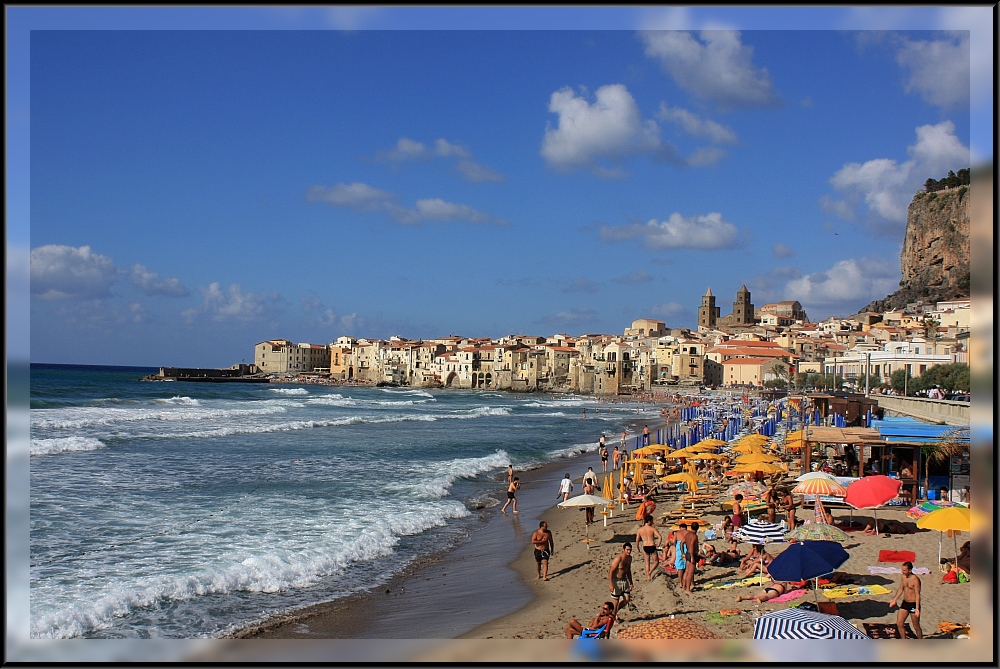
top-left (501, 477), bottom-right (520, 514)
top-left (532, 521), bottom-right (554, 581)
top-left (565, 601), bottom-right (617, 639)
top-left (609, 543), bottom-right (634, 616)
top-left (635, 515), bottom-right (662, 582)
top-left (890, 561), bottom-right (923, 638)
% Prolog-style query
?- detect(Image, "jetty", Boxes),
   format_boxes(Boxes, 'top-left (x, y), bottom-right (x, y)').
top-left (141, 364), bottom-right (270, 383)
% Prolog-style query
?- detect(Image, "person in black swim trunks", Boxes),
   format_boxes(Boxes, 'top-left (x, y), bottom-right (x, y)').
top-left (736, 580), bottom-right (788, 603)
top-left (532, 521), bottom-right (554, 581)
top-left (635, 515), bottom-right (662, 582)
top-left (501, 477), bottom-right (520, 514)
top-left (890, 561), bottom-right (923, 638)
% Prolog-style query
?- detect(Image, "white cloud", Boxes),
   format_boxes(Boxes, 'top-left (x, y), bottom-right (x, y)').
top-left (685, 146), bottom-right (728, 167)
top-left (822, 121), bottom-right (969, 233)
top-left (308, 182), bottom-right (499, 225)
top-left (537, 307), bottom-right (598, 328)
top-left (656, 103), bottom-right (737, 144)
top-left (650, 302), bottom-right (686, 317)
top-left (30, 245), bottom-right (118, 300)
top-left (186, 282), bottom-right (282, 324)
top-left (434, 138), bottom-right (470, 159)
top-left (895, 32), bottom-right (970, 109)
top-left (772, 243), bottom-right (795, 258)
top-left (376, 137), bottom-right (504, 182)
top-left (413, 198), bottom-right (492, 223)
top-left (456, 159), bottom-right (505, 183)
top-left (784, 256), bottom-right (899, 307)
top-left (129, 264), bottom-right (189, 297)
top-left (541, 84), bottom-right (665, 172)
top-left (600, 212), bottom-right (740, 250)
top-left (938, 8), bottom-right (993, 109)
top-left (639, 30), bottom-right (780, 108)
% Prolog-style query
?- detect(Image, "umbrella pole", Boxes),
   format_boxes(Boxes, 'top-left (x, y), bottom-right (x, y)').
top-left (874, 509), bottom-right (878, 535)
top-left (814, 577), bottom-right (819, 603)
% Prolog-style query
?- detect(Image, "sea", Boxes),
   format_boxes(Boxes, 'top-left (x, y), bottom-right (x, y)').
top-left (28, 363), bottom-right (663, 640)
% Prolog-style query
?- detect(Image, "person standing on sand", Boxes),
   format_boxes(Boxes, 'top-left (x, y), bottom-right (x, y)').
top-left (890, 561), bottom-right (923, 638)
top-left (599, 437), bottom-right (609, 472)
top-left (682, 522), bottom-right (700, 593)
top-left (620, 429), bottom-right (628, 452)
top-left (501, 477), bottom-right (520, 514)
top-left (642, 425), bottom-right (650, 446)
top-left (609, 543), bottom-right (634, 616)
top-left (612, 445), bottom-right (621, 471)
top-left (532, 521), bottom-right (554, 581)
top-left (635, 515), bottom-right (662, 582)
top-left (582, 478), bottom-right (596, 524)
top-left (558, 473), bottom-right (573, 501)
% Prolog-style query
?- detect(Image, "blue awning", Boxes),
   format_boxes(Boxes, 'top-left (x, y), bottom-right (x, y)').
top-left (870, 417), bottom-right (969, 443)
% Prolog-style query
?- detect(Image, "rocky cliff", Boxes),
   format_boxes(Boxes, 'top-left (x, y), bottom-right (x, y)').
top-left (860, 184), bottom-right (970, 313)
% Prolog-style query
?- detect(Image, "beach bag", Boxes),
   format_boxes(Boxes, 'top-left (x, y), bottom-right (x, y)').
top-left (703, 529), bottom-right (717, 541)
top-left (942, 568), bottom-right (958, 583)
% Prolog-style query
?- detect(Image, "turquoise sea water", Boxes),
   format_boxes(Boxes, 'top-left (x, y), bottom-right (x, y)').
top-left (29, 364), bottom-right (660, 639)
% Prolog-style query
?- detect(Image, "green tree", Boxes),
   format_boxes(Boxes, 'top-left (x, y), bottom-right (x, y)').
top-left (890, 369), bottom-right (909, 394)
top-left (922, 315), bottom-right (940, 340)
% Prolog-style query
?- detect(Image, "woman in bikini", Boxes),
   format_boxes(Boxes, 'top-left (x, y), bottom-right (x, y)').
top-left (736, 580), bottom-right (788, 604)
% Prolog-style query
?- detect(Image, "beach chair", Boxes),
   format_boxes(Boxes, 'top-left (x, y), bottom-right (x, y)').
top-left (579, 622), bottom-right (609, 639)
top-left (817, 602), bottom-right (840, 616)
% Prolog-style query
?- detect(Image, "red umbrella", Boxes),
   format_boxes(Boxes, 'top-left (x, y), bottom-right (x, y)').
top-left (844, 475), bottom-right (901, 533)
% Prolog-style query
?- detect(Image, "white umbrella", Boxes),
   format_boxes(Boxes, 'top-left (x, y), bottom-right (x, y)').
top-left (558, 494), bottom-right (611, 550)
top-left (795, 471), bottom-right (837, 482)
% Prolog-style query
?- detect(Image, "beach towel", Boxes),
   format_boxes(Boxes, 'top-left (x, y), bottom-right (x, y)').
top-left (702, 576), bottom-right (763, 590)
top-left (704, 610), bottom-right (741, 623)
top-left (878, 549), bottom-right (916, 563)
top-left (867, 565), bottom-right (931, 575)
top-left (821, 584), bottom-right (892, 599)
top-left (862, 622), bottom-right (915, 639)
top-left (768, 588), bottom-right (808, 604)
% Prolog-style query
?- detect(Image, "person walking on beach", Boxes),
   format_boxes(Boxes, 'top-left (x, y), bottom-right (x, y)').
top-left (583, 467), bottom-right (598, 489)
top-left (635, 515), bottom-right (662, 582)
top-left (599, 437), bottom-right (609, 472)
top-left (582, 477), bottom-right (596, 525)
top-left (890, 561), bottom-right (923, 638)
top-left (642, 425), bottom-right (650, 447)
top-left (612, 445), bottom-right (621, 471)
top-left (609, 543), bottom-right (634, 616)
top-left (558, 473), bottom-right (573, 502)
top-left (620, 429), bottom-right (627, 451)
top-left (532, 521), bottom-right (554, 581)
top-left (507, 464), bottom-right (514, 486)
top-left (501, 477), bottom-right (520, 514)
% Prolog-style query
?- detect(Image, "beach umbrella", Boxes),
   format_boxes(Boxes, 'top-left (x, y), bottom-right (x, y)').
top-left (632, 462), bottom-right (646, 487)
top-left (600, 474), bottom-right (614, 523)
top-left (792, 477), bottom-right (847, 523)
top-left (661, 471), bottom-right (702, 493)
top-left (692, 439), bottom-right (727, 448)
top-left (733, 521), bottom-right (787, 585)
top-left (631, 457), bottom-right (660, 465)
top-left (616, 618), bottom-right (721, 640)
top-left (768, 540), bottom-right (850, 603)
top-left (730, 462), bottom-right (784, 475)
top-left (558, 494), bottom-right (610, 550)
top-left (785, 523), bottom-right (849, 543)
top-left (795, 471), bottom-right (837, 482)
top-left (917, 506), bottom-right (971, 563)
top-left (753, 608), bottom-right (871, 639)
top-left (844, 475), bottom-right (901, 534)
top-left (735, 452), bottom-right (781, 464)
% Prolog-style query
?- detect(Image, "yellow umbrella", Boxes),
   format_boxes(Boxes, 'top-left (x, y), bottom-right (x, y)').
top-left (736, 452), bottom-right (781, 464)
top-left (661, 471), bottom-right (701, 492)
top-left (917, 506), bottom-right (971, 563)
top-left (631, 457), bottom-right (661, 465)
top-left (689, 452), bottom-right (726, 460)
top-left (665, 447), bottom-right (706, 459)
top-left (600, 473), bottom-right (615, 523)
top-left (692, 439), bottom-right (727, 448)
top-left (632, 462), bottom-right (646, 487)
top-left (730, 461), bottom-right (784, 474)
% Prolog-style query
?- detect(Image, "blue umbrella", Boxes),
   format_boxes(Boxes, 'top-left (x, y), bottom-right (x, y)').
top-left (769, 540), bottom-right (850, 602)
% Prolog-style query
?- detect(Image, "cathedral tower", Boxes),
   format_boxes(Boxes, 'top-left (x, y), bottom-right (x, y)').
top-left (733, 285), bottom-right (755, 325)
top-left (698, 287), bottom-right (720, 329)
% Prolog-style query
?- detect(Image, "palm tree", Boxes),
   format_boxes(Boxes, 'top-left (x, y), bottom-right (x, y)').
top-left (921, 427), bottom-right (969, 500)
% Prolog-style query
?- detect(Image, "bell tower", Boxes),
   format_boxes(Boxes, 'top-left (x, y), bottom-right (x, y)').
top-left (698, 287), bottom-right (720, 329)
top-left (733, 285), bottom-right (754, 325)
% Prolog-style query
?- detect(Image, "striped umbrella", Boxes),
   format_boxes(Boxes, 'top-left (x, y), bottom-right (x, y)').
top-left (733, 521), bottom-right (786, 585)
top-left (727, 481), bottom-right (768, 499)
top-left (792, 477), bottom-right (847, 523)
top-left (753, 608), bottom-right (871, 639)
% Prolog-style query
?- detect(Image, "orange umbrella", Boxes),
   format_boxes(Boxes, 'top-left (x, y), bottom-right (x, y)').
top-left (736, 452), bottom-right (781, 464)
top-left (616, 618), bottom-right (721, 639)
top-left (792, 477), bottom-right (847, 522)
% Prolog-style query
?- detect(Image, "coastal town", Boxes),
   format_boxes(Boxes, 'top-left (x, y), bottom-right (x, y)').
top-left (247, 287), bottom-right (970, 399)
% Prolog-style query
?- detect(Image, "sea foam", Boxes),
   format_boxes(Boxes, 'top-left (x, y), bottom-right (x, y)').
top-left (30, 437), bottom-right (108, 457)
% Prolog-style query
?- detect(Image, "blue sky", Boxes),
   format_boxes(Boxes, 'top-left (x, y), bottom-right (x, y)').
top-left (10, 7), bottom-right (992, 367)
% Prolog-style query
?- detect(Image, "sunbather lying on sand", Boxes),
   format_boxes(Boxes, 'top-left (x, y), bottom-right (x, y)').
top-left (736, 580), bottom-right (788, 604)
top-left (864, 519), bottom-right (915, 535)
